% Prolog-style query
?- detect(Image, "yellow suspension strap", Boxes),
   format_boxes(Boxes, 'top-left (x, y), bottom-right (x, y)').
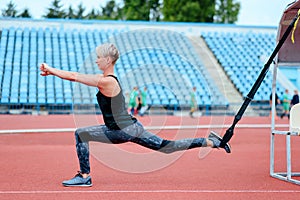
top-left (291, 9), bottom-right (300, 43)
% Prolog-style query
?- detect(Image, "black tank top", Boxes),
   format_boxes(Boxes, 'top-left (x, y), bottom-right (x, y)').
top-left (96, 75), bottom-right (137, 130)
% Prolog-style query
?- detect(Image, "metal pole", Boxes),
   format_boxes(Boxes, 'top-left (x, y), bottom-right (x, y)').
top-left (270, 61), bottom-right (278, 176)
top-left (287, 133), bottom-right (292, 180)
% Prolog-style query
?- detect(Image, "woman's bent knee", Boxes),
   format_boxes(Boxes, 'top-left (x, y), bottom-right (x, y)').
top-left (75, 128), bottom-right (90, 142)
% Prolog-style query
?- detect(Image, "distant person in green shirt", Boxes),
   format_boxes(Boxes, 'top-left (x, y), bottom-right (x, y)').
top-left (139, 86), bottom-right (148, 116)
top-left (128, 86), bottom-right (139, 115)
top-left (189, 87), bottom-right (197, 118)
top-left (281, 89), bottom-right (291, 119)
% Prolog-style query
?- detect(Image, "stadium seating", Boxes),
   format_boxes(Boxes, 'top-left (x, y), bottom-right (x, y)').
top-left (202, 31), bottom-right (285, 100)
top-left (0, 26), bottom-right (228, 111)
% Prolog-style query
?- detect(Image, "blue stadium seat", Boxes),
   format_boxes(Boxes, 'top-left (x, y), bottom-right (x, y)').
top-left (152, 99), bottom-right (161, 106)
top-left (202, 31), bottom-right (284, 101)
top-left (19, 95), bottom-right (28, 104)
top-left (0, 25), bottom-right (250, 110)
top-left (37, 98), bottom-right (46, 104)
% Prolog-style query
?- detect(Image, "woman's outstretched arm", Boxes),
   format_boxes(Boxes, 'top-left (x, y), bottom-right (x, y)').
top-left (39, 63), bottom-right (104, 88)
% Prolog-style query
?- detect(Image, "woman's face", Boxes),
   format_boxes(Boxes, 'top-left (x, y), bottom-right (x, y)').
top-left (96, 55), bottom-right (109, 71)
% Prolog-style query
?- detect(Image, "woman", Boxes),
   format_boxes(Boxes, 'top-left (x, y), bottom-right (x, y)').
top-left (189, 86), bottom-right (197, 118)
top-left (280, 89), bottom-right (291, 119)
top-left (40, 43), bottom-right (231, 187)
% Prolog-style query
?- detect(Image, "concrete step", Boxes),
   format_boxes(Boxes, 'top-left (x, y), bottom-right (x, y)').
top-left (188, 35), bottom-right (257, 116)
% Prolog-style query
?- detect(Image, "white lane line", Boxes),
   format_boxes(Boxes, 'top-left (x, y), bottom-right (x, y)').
top-left (0, 124), bottom-right (289, 134)
top-left (0, 190), bottom-right (300, 194)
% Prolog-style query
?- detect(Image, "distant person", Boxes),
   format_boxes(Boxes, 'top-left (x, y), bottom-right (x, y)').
top-left (281, 89), bottom-right (291, 119)
top-left (269, 92), bottom-right (281, 119)
top-left (189, 87), bottom-right (197, 118)
top-left (127, 86), bottom-right (139, 115)
top-left (136, 95), bottom-right (142, 112)
top-left (139, 86), bottom-right (148, 116)
top-left (39, 43), bottom-right (231, 187)
top-left (290, 89), bottom-right (299, 107)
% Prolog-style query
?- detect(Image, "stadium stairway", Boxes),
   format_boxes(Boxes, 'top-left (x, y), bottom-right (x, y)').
top-left (188, 36), bottom-right (257, 116)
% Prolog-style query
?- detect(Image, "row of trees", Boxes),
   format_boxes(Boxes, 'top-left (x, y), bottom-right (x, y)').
top-left (1, 0), bottom-right (240, 23)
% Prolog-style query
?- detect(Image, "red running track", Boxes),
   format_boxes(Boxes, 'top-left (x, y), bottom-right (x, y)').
top-left (0, 114), bottom-right (299, 200)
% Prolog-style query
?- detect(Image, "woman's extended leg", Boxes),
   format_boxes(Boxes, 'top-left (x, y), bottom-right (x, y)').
top-left (129, 122), bottom-right (225, 154)
top-left (131, 129), bottom-right (210, 154)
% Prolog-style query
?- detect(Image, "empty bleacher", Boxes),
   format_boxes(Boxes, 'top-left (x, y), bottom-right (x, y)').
top-left (202, 31), bottom-right (285, 101)
top-left (0, 25), bottom-right (228, 114)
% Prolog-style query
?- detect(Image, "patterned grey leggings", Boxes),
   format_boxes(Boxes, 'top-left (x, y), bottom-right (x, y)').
top-left (75, 121), bottom-right (207, 173)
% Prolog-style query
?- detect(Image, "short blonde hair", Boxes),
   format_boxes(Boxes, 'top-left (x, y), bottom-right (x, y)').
top-left (96, 43), bottom-right (119, 64)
